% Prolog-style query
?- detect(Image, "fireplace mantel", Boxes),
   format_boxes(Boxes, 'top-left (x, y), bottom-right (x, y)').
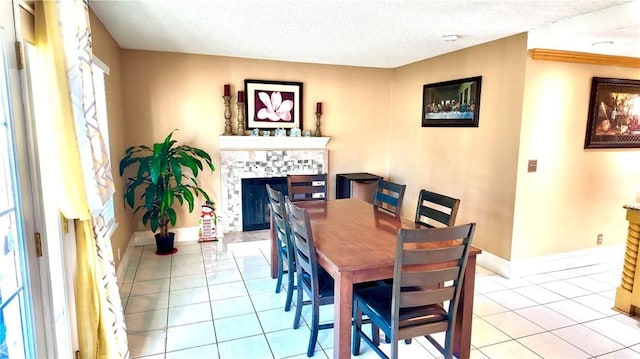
top-left (219, 135), bottom-right (330, 150)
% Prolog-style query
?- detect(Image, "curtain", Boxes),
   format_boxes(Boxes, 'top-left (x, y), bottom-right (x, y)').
top-left (34, 1), bottom-right (127, 358)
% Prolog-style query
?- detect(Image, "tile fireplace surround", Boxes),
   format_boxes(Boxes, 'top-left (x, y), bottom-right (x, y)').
top-left (218, 136), bottom-right (330, 232)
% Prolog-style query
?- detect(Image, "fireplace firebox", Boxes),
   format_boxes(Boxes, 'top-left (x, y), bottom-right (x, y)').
top-left (241, 177), bottom-right (288, 231)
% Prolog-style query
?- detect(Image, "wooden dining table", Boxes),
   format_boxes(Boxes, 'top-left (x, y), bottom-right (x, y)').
top-left (269, 198), bottom-right (481, 359)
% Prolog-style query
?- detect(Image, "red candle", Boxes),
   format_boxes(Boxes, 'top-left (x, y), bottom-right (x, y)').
top-left (316, 102), bottom-right (322, 114)
top-left (238, 90), bottom-right (245, 102)
top-left (224, 84), bottom-right (230, 96)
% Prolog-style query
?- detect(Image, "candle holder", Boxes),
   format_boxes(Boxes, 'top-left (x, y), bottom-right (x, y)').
top-left (222, 95), bottom-right (233, 135)
top-left (314, 112), bottom-right (322, 137)
top-left (236, 101), bottom-right (245, 136)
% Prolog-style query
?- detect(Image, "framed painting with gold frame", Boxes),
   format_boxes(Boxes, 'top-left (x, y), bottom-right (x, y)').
top-left (585, 77), bottom-right (640, 149)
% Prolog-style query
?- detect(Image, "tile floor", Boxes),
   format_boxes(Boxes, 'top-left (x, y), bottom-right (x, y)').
top-left (120, 230), bottom-right (640, 359)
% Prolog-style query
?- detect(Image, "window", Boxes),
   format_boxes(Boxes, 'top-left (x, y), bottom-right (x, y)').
top-left (91, 57), bottom-right (117, 239)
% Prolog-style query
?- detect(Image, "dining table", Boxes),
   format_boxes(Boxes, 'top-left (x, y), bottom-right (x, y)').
top-left (269, 198), bottom-right (482, 359)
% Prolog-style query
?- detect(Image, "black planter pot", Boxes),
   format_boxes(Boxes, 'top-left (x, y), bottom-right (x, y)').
top-left (155, 232), bottom-right (175, 254)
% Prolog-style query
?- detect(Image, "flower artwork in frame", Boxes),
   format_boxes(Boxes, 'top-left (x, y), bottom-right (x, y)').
top-left (422, 76), bottom-right (482, 127)
top-left (245, 79), bottom-right (303, 130)
top-left (584, 77), bottom-right (640, 149)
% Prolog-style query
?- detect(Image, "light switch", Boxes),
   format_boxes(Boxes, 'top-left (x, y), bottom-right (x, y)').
top-left (528, 160), bottom-right (537, 172)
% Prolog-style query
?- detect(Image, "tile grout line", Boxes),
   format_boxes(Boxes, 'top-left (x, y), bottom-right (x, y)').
top-left (200, 241), bottom-right (222, 359)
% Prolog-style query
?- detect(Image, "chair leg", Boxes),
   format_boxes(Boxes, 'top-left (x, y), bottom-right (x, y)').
top-left (390, 337), bottom-right (399, 359)
top-left (293, 278), bottom-right (303, 329)
top-left (372, 323), bottom-right (380, 346)
top-left (444, 330), bottom-right (453, 359)
top-left (275, 254), bottom-right (284, 293)
top-left (307, 296), bottom-right (319, 357)
top-left (352, 303), bottom-right (362, 355)
top-left (284, 266), bottom-right (295, 312)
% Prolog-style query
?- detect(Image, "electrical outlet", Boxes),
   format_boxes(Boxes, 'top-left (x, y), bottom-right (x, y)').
top-left (597, 234), bottom-right (603, 245)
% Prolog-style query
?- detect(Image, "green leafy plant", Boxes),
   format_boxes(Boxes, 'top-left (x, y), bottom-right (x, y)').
top-left (119, 130), bottom-right (215, 238)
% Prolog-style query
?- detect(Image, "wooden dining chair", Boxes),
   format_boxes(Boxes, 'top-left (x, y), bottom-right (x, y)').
top-left (285, 197), bottom-right (334, 357)
top-left (376, 188), bottom-right (461, 344)
top-left (373, 179), bottom-right (406, 217)
top-left (415, 189), bottom-right (460, 228)
top-left (265, 184), bottom-right (296, 311)
top-left (287, 174), bottom-right (328, 202)
top-left (352, 223), bottom-right (477, 359)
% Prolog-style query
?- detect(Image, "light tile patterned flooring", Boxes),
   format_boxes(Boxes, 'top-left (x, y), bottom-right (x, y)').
top-left (120, 230), bottom-right (640, 358)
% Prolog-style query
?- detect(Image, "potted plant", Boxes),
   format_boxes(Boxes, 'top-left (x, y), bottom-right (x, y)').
top-left (119, 130), bottom-right (215, 254)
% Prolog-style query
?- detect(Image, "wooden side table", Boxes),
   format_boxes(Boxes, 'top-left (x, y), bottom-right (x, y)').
top-left (614, 204), bottom-right (640, 315)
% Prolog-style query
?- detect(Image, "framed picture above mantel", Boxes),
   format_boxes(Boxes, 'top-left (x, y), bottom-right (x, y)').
top-left (245, 79), bottom-right (303, 130)
top-left (584, 77), bottom-right (640, 149)
top-left (421, 76), bottom-right (482, 127)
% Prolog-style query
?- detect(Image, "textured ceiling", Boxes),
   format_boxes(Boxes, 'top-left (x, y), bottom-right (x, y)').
top-left (89, 0), bottom-right (640, 68)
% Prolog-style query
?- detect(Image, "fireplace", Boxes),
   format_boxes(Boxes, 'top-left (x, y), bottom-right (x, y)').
top-left (218, 136), bottom-right (330, 232)
top-left (241, 177), bottom-right (287, 231)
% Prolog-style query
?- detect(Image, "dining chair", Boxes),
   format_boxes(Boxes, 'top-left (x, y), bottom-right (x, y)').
top-left (266, 184), bottom-right (296, 311)
top-left (352, 223), bottom-right (476, 359)
top-left (373, 179), bottom-right (406, 217)
top-left (287, 174), bottom-right (328, 202)
top-left (285, 197), bottom-right (334, 357)
top-left (376, 188), bottom-right (461, 344)
top-left (415, 189), bottom-right (460, 228)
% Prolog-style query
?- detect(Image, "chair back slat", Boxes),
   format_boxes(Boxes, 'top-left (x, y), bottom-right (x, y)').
top-left (401, 267), bottom-right (460, 288)
top-left (402, 246), bottom-right (465, 265)
top-left (415, 189), bottom-right (460, 228)
top-left (399, 287), bottom-right (455, 308)
top-left (287, 174), bottom-right (327, 202)
top-left (373, 180), bottom-right (406, 217)
top-left (376, 192), bottom-right (400, 207)
top-left (403, 223), bottom-right (471, 243)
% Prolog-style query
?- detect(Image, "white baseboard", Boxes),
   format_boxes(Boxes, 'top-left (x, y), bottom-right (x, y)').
top-left (117, 226), bottom-right (201, 285)
top-left (121, 227), bottom-right (625, 281)
top-left (116, 233), bottom-right (135, 285)
top-left (132, 226), bottom-right (200, 246)
top-left (477, 244), bottom-right (625, 278)
top-left (477, 251), bottom-right (512, 278)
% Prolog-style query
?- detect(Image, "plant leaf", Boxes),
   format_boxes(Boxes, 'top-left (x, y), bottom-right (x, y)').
top-left (167, 208), bottom-right (177, 227)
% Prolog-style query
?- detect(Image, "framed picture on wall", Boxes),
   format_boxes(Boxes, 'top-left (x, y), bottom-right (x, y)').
top-left (421, 76), bottom-right (482, 127)
top-left (245, 79), bottom-right (303, 130)
top-left (584, 77), bottom-right (640, 149)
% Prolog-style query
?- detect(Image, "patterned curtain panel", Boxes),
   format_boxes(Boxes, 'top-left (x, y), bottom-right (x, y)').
top-left (35, 1), bottom-right (127, 358)
top-left (58, 0), bottom-right (115, 215)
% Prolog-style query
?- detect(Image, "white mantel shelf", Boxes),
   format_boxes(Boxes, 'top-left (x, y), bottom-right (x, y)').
top-left (218, 135), bottom-right (330, 150)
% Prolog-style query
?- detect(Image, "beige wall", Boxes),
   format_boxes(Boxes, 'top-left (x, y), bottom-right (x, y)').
top-left (513, 59), bottom-right (640, 260)
top-left (92, 16), bottom-right (640, 267)
top-left (120, 50), bottom-right (392, 230)
top-left (389, 34), bottom-right (528, 260)
top-left (89, 11), bottom-right (130, 267)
